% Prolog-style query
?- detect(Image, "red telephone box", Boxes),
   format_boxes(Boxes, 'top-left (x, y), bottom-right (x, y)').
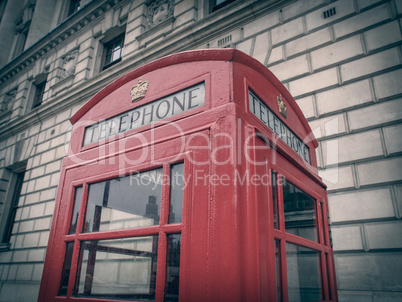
top-left (39, 49), bottom-right (338, 302)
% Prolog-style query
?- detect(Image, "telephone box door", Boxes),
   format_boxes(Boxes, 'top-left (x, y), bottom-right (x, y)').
top-left (39, 130), bottom-right (211, 302)
top-left (254, 135), bottom-right (338, 302)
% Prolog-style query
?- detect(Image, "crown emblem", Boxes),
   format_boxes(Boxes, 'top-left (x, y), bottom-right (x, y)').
top-left (277, 94), bottom-right (287, 119)
top-left (130, 77), bottom-right (149, 102)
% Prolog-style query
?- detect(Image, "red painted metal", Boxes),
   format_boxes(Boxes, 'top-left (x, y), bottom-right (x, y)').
top-left (39, 49), bottom-right (337, 302)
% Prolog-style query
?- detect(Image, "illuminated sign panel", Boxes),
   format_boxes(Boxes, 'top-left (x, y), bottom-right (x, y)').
top-left (249, 90), bottom-right (310, 164)
top-left (83, 82), bottom-right (205, 146)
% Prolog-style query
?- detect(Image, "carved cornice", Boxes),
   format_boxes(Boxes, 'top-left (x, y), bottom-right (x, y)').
top-left (0, 0), bottom-right (124, 86)
top-left (0, 0), bottom-right (296, 141)
top-left (146, 0), bottom-right (175, 29)
top-left (60, 49), bottom-right (79, 80)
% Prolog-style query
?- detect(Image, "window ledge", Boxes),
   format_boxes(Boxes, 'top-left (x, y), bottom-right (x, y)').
top-left (0, 243), bottom-right (11, 252)
top-left (50, 74), bottom-right (75, 90)
top-left (102, 57), bottom-right (122, 71)
top-left (0, 111), bottom-right (12, 125)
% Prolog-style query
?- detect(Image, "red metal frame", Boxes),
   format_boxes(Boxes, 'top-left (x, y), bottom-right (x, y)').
top-left (39, 49), bottom-right (337, 302)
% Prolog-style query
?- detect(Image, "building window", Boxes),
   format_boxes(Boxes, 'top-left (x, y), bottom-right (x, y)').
top-left (32, 80), bottom-right (46, 109)
top-left (210, 0), bottom-right (236, 12)
top-left (101, 34), bottom-right (125, 71)
top-left (67, 0), bottom-right (81, 17)
top-left (13, 30), bottom-right (28, 58)
top-left (0, 167), bottom-right (25, 248)
top-left (12, 3), bottom-right (35, 57)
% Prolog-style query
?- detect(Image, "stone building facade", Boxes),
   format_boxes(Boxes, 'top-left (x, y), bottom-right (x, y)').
top-left (0, 0), bottom-right (401, 301)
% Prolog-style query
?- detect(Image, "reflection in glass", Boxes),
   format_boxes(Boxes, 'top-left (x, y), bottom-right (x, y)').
top-left (325, 253), bottom-right (332, 300)
top-left (169, 163), bottom-right (184, 224)
top-left (58, 242), bottom-right (74, 296)
top-left (283, 179), bottom-right (317, 242)
top-left (84, 168), bottom-right (163, 233)
top-left (272, 172), bottom-right (279, 229)
top-left (275, 240), bottom-right (281, 302)
top-left (286, 243), bottom-right (322, 302)
top-left (69, 186), bottom-right (82, 234)
top-left (165, 234), bottom-right (181, 302)
top-left (75, 236), bottom-right (158, 300)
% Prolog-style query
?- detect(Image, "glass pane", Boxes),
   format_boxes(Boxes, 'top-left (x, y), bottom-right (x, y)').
top-left (286, 243), bottom-right (322, 302)
top-left (165, 234), bottom-right (181, 302)
top-left (169, 163), bottom-right (184, 224)
top-left (58, 242), bottom-right (74, 296)
top-left (275, 240), bottom-right (282, 302)
top-left (69, 186), bottom-right (82, 234)
top-left (112, 48), bottom-right (121, 62)
top-left (320, 203), bottom-right (327, 245)
top-left (215, 0), bottom-right (228, 5)
top-left (325, 253), bottom-right (332, 300)
top-left (68, 0), bottom-right (81, 16)
top-left (84, 168), bottom-right (162, 233)
top-left (113, 40), bottom-right (122, 52)
top-left (112, 44), bottom-right (120, 52)
top-left (272, 171), bottom-right (279, 229)
top-left (75, 236), bottom-right (158, 300)
top-left (104, 53), bottom-right (112, 66)
top-left (33, 82), bottom-right (46, 108)
top-left (283, 179), bottom-right (317, 242)
top-left (105, 43), bottom-right (114, 55)
top-left (2, 171), bottom-right (25, 243)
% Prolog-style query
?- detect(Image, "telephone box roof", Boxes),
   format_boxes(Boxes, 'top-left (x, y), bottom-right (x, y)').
top-left (71, 48), bottom-right (318, 149)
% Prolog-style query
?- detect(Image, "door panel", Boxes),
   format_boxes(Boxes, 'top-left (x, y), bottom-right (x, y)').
top-left (254, 135), bottom-right (335, 302)
top-left (40, 131), bottom-right (211, 302)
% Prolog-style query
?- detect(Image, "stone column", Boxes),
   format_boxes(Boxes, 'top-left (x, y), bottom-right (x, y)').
top-left (24, 0), bottom-right (57, 50)
top-left (0, 0), bottom-right (25, 67)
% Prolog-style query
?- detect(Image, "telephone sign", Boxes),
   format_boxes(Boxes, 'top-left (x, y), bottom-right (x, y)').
top-left (83, 82), bottom-right (205, 146)
top-left (249, 90), bottom-right (310, 164)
